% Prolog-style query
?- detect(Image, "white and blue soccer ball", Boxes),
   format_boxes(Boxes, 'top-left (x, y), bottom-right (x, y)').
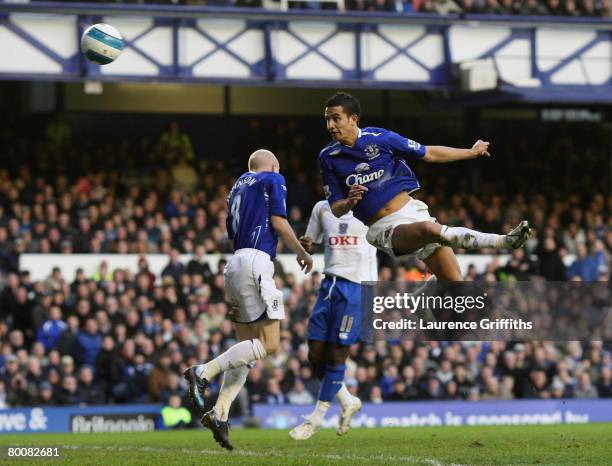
top-left (81, 23), bottom-right (124, 65)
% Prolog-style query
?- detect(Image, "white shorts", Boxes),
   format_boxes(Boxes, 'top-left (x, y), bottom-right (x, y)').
top-left (365, 199), bottom-right (441, 261)
top-left (223, 248), bottom-right (285, 323)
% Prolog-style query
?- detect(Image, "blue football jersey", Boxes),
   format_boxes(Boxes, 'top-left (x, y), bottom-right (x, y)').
top-left (226, 171), bottom-right (287, 258)
top-left (319, 127), bottom-right (426, 224)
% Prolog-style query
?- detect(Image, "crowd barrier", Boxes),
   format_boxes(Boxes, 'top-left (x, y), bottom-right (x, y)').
top-left (253, 399), bottom-right (612, 429)
top-left (0, 404), bottom-right (162, 434)
top-left (1, 399), bottom-right (609, 434)
top-left (20, 253), bottom-right (578, 284)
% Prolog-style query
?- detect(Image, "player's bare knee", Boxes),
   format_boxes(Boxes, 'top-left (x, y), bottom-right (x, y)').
top-left (421, 222), bottom-right (441, 241)
top-left (261, 338), bottom-right (278, 355)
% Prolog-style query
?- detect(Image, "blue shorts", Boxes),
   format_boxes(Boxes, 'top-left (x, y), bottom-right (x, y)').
top-left (307, 276), bottom-right (362, 346)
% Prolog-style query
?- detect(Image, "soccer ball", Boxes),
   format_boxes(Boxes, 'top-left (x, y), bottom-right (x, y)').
top-left (81, 23), bottom-right (124, 65)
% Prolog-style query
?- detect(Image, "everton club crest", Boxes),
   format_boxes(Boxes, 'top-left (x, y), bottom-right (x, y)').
top-left (364, 144), bottom-right (380, 159)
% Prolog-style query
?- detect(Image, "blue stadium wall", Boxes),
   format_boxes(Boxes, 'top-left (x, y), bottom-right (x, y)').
top-left (0, 2), bottom-right (610, 103)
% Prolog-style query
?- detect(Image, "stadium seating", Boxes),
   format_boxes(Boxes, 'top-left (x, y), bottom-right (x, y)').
top-left (0, 117), bottom-right (609, 418)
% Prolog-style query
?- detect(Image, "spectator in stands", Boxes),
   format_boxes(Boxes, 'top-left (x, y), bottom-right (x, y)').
top-left (566, 243), bottom-right (599, 281)
top-left (57, 316), bottom-right (80, 357)
top-left (57, 375), bottom-right (80, 405)
top-left (537, 237), bottom-right (566, 281)
top-left (36, 306), bottom-right (67, 352)
top-left (519, 0), bottom-right (548, 14)
top-left (574, 373), bottom-right (598, 399)
top-left (265, 379), bottom-right (286, 405)
top-left (482, 0), bottom-right (503, 13)
top-left (76, 319), bottom-right (102, 367)
top-left (480, 377), bottom-right (501, 400)
top-left (580, 0), bottom-right (598, 15)
top-left (95, 335), bottom-right (121, 400)
top-left (159, 121), bottom-right (193, 162)
top-left (503, 0), bottom-right (521, 13)
top-left (161, 249), bottom-right (184, 284)
top-left (563, 0), bottom-right (580, 16)
top-left (8, 287), bottom-right (34, 345)
top-left (38, 381), bottom-right (55, 405)
top-left (424, 376), bottom-right (445, 400)
top-left (432, 0), bottom-right (462, 13)
top-left (287, 379), bottom-right (316, 405)
top-left (544, 0), bottom-right (564, 14)
top-left (148, 352), bottom-right (172, 402)
top-left (77, 365), bottom-right (105, 405)
top-left (597, 367), bottom-right (612, 398)
top-left (171, 156), bottom-right (198, 192)
top-left (523, 369), bottom-right (550, 398)
top-left (460, 0), bottom-right (480, 13)
top-left (161, 394), bottom-right (192, 429)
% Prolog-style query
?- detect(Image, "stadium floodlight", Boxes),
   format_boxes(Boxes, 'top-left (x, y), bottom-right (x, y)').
top-left (84, 81), bottom-right (103, 95)
top-left (458, 59), bottom-right (498, 92)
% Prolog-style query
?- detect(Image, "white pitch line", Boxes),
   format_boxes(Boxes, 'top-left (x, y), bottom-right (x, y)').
top-left (59, 444), bottom-right (453, 465)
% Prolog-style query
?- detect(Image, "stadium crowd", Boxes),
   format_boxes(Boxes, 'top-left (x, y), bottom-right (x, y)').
top-left (0, 117), bottom-right (609, 418)
top-left (29, 0), bottom-right (611, 17)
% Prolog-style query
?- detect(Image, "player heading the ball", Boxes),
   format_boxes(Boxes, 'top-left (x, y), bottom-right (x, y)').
top-left (319, 92), bottom-right (531, 282)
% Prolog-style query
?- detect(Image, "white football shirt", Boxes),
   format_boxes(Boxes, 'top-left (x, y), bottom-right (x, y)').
top-left (305, 200), bottom-right (378, 284)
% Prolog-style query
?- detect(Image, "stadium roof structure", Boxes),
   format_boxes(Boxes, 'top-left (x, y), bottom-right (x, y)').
top-left (0, 2), bottom-right (610, 105)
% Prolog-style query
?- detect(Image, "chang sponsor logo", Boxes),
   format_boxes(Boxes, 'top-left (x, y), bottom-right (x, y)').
top-left (346, 169), bottom-right (384, 186)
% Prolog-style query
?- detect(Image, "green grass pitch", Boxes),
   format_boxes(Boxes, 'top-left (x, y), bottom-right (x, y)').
top-left (0, 424), bottom-right (610, 465)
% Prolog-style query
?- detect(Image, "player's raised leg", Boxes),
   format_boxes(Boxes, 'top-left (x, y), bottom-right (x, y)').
top-left (195, 319), bottom-right (277, 386)
top-left (391, 220), bottom-right (531, 257)
top-left (183, 327), bottom-right (269, 415)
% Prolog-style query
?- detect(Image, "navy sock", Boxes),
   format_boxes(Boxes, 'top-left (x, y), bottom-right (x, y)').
top-left (318, 364), bottom-right (346, 402)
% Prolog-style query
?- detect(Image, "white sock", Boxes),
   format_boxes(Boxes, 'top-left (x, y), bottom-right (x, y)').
top-left (196, 339), bottom-right (267, 380)
top-left (440, 226), bottom-right (503, 249)
top-left (214, 366), bottom-right (249, 422)
top-left (310, 400), bottom-right (330, 424)
top-left (336, 383), bottom-right (353, 407)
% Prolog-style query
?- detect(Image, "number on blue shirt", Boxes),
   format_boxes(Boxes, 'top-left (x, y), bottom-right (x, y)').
top-left (230, 194), bottom-right (241, 233)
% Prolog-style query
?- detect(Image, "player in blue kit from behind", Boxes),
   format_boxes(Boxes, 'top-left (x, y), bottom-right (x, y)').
top-left (319, 92), bottom-right (531, 281)
top-left (183, 149), bottom-right (312, 450)
top-left (289, 200), bottom-right (377, 440)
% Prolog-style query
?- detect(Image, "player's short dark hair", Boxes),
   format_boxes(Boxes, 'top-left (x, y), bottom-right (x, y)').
top-left (325, 92), bottom-right (361, 119)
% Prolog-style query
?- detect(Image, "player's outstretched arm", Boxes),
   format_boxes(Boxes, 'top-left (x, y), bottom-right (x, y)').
top-left (423, 140), bottom-right (490, 163)
top-left (330, 184), bottom-right (368, 218)
top-left (271, 215), bottom-right (313, 273)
